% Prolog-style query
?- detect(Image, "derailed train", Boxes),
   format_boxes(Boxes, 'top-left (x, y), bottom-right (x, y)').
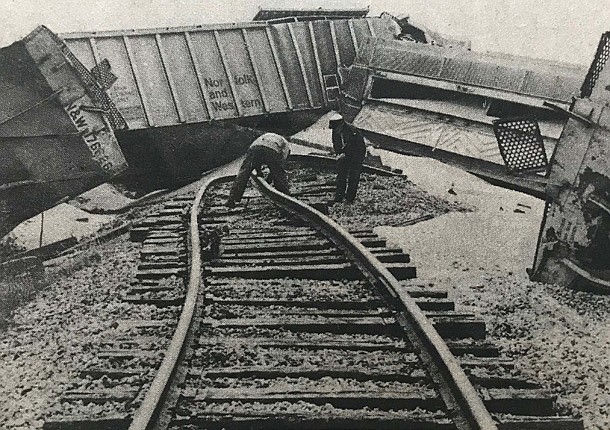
top-left (3, 8), bottom-right (610, 292)
top-left (0, 13), bottom-right (404, 239)
top-left (529, 33), bottom-right (610, 291)
top-left (338, 36), bottom-right (586, 197)
top-left (59, 15), bottom-right (401, 182)
top-left (0, 26), bottom-right (128, 239)
top-left (338, 31), bottom-right (610, 291)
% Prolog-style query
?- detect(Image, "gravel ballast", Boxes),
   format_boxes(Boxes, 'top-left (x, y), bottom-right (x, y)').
top-left (372, 153), bottom-right (610, 430)
top-left (0, 142), bottom-right (607, 429)
top-left (0, 239), bottom-right (140, 428)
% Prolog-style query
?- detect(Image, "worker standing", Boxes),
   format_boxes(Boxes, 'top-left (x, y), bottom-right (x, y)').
top-left (329, 113), bottom-right (366, 203)
top-left (227, 133), bottom-right (290, 207)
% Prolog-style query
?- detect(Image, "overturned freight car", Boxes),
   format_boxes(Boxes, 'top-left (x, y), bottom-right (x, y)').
top-left (339, 37), bottom-right (587, 196)
top-left (0, 26), bottom-right (127, 241)
top-left (60, 16), bottom-right (401, 183)
top-left (530, 32), bottom-right (610, 292)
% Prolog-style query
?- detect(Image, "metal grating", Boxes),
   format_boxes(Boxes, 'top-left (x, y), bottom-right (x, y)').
top-left (90, 59), bottom-right (118, 90)
top-left (493, 117), bottom-right (548, 173)
top-left (54, 35), bottom-right (127, 130)
top-left (581, 32), bottom-right (610, 98)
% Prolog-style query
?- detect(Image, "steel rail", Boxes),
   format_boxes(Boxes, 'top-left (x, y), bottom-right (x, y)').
top-left (128, 155), bottom-right (497, 430)
top-left (251, 173), bottom-right (498, 430)
top-left (128, 169), bottom-right (234, 430)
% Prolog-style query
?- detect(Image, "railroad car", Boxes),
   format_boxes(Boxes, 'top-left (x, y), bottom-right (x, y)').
top-left (531, 32), bottom-right (610, 291)
top-left (60, 16), bottom-right (401, 183)
top-left (0, 26), bottom-right (127, 240)
top-left (339, 36), bottom-right (587, 196)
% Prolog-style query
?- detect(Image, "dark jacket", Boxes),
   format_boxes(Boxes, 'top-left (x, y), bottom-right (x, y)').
top-left (332, 123), bottom-right (366, 161)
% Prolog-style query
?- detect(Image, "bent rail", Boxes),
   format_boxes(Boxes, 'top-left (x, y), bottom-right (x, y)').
top-left (252, 173), bottom-right (498, 430)
top-left (562, 258), bottom-right (610, 294)
top-left (129, 157), bottom-right (498, 430)
top-left (128, 169), bottom-right (234, 430)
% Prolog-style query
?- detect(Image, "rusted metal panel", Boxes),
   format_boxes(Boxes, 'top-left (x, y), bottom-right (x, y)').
top-left (61, 17), bottom-right (400, 130)
top-left (358, 37), bottom-right (585, 105)
top-left (531, 100), bottom-right (610, 288)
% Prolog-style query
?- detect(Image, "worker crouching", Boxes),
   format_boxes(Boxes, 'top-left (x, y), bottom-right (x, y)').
top-left (329, 113), bottom-right (366, 204)
top-left (227, 133), bottom-right (291, 207)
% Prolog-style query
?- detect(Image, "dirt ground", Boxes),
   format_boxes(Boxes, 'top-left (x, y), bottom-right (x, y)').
top-left (372, 153), bottom-right (610, 430)
top-left (297, 115), bottom-right (610, 429)
top-left (0, 127), bottom-right (608, 428)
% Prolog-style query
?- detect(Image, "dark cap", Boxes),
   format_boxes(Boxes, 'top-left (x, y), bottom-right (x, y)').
top-left (328, 112), bottom-right (344, 129)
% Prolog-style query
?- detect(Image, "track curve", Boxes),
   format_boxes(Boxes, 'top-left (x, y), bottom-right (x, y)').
top-left (44, 155), bottom-right (583, 430)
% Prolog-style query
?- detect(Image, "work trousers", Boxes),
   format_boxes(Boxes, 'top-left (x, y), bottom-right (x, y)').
top-left (335, 155), bottom-right (363, 203)
top-left (229, 145), bottom-right (289, 203)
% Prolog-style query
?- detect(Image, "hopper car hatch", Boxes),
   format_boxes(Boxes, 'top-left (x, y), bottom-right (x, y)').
top-left (338, 36), bottom-right (586, 199)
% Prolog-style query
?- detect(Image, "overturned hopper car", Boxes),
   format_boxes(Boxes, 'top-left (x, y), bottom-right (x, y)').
top-left (0, 26), bottom-right (127, 240)
top-left (60, 16), bottom-right (401, 184)
top-left (339, 37), bottom-right (587, 196)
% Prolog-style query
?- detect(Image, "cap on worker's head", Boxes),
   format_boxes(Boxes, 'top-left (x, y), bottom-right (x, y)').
top-left (329, 112), bottom-right (344, 129)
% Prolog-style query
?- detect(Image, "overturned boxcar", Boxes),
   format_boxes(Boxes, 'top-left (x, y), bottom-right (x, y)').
top-left (60, 16), bottom-right (401, 183)
top-left (0, 26), bottom-right (127, 240)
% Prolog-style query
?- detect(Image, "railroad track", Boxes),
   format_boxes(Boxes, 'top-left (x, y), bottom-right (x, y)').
top-left (44, 159), bottom-right (582, 430)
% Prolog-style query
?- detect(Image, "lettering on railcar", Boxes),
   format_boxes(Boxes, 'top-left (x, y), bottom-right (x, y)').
top-left (209, 89), bottom-right (230, 99)
top-left (203, 75), bottom-right (261, 113)
top-left (65, 102), bottom-right (114, 172)
top-left (241, 98), bottom-right (261, 108)
top-left (211, 100), bottom-right (236, 111)
top-left (204, 78), bottom-right (224, 88)
top-left (234, 73), bottom-right (256, 86)
top-left (109, 84), bottom-right (135, 105)
top-left (204, 76), bottom-right (235, 112)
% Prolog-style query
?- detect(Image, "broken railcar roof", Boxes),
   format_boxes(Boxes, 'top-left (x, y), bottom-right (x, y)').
top-left (60, 17), bottom-right (400, 130)
top-left (355, 37), bottom-right (587, 105)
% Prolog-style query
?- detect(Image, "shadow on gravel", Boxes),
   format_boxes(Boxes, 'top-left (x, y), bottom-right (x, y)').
top-left (0, 247), bottom-right (104, 329)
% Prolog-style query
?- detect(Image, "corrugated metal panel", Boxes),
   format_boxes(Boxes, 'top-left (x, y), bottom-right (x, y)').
top-left (245, 28), bottom-right (289, 112)
top-left (353, 101), bottom-right (523, 166)
top-left (342, 65), bottom-right (369, 102)
top-left (309, 20), bottom-right (338, 75)
top-left (62, 17), bottom-right (400, 130)
top-left (253, 7), bottom-right (369, 22)
top-left (360, 38), bottom-right (585, 103)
